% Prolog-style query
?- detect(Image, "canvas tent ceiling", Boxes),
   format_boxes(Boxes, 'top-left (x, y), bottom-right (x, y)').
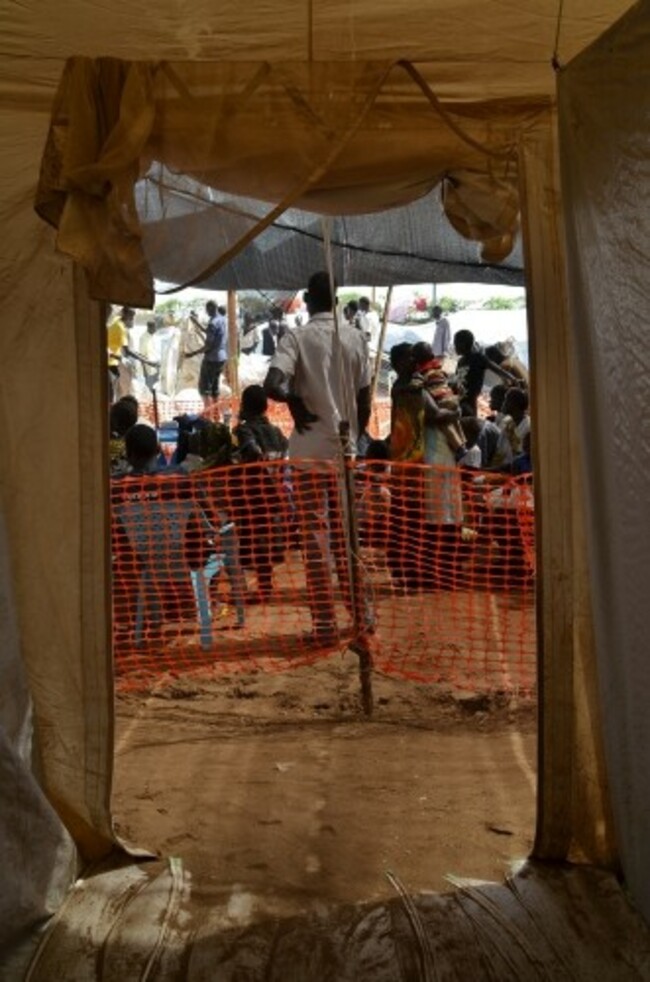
top-left (1, 0), bottom-right (648, 954)
top-left (0, 0), bottom-right (632, 98)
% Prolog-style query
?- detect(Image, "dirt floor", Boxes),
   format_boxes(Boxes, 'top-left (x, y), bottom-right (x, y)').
top-left (113, 653), bottom-right (537, 916)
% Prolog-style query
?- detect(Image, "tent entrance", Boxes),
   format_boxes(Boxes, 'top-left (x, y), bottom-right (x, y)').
top-left (110, 276), bottom-right (536, 910)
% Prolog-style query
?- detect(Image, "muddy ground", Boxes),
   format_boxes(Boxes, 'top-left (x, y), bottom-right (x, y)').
top-left (113, 654), bottom-right (536, 916)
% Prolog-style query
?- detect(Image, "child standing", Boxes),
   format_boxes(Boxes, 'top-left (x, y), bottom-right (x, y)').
top-left (231, 385), bottom-right (289, 602)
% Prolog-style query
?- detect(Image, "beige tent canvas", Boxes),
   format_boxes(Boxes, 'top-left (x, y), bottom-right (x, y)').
top-left (0, 0), bottom-right (649, 972)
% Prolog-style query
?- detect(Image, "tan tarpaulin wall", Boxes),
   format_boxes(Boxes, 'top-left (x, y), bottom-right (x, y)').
top-left (0, 0), bottom-right (646, 945)
top-left (558, 0), bottom-right (650, 922)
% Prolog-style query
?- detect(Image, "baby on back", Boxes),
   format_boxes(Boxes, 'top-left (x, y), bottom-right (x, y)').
top-left (411, 341), bottom-right (466, 459)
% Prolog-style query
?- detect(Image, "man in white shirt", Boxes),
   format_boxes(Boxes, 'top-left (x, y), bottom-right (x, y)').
top-left (432, 305), bottom-right (451, 358)
top-left (139, 318), bottom-right (162, 393)
top-left (264, 272), bottom-right (371, 461)
top-left (358, 296), bottom-right (381, 350)
top-left (240, 312), bottom-right (260, 355)
top-left (264, 271), bottom-right (371, 643)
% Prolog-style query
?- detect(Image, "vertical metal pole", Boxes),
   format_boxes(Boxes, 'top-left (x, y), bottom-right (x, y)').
top-left (339, 422), bottom-right (374, 717)
top-left (227, 289), bottom-right (239, 402)
top-left (370, 284), bottom-right (393, 407)
top-left (152, 387), bottom-right (160, 432)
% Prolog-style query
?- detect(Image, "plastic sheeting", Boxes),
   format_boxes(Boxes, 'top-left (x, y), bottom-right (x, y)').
top-left (0, 512), bottom-right (77, 949)
top-left (145, 187), bottom-right (525, 292)
top-left (558, 0), bottom-right (650, 922)
top-left (0, 88), bottom-right (115, 863)
top-left (23, 858), bottom-right (650, 980)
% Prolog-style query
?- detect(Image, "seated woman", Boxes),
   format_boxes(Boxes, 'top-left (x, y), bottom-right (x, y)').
top-left (233, 384), bottom-right (289, 462)
top-left (109, 397), bottom-right (139, 475)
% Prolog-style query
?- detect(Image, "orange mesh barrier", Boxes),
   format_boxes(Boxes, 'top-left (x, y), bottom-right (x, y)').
top-left (111, 460), bottom-right (535, 696)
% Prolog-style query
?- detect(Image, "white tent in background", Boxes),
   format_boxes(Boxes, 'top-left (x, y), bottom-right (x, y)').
top-left (0, 0), bottom-right (649, 972)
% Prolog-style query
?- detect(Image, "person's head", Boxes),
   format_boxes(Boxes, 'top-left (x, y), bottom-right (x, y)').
top-left (217, 305), bottom-right (226, 317)
top-left (390, 342), bottom-right (414, 378)
top-left (109, 399), bottom-right (138, 437)
top-left (359, 296), bottom-right (371, 312)
top-left (146, 319), bottom-right (157, 334)
top-left (364, 438), bottom-right (390, 474)
top-left (240, 384), bottom-right (267, 419)
top-left (489, 384), bottom-right (507, 413)
top-left (460, 416), bottom-right (481, 448)
top-left (485, 344), bottom-right (505, 365)
top-left (453, 329), bottom-right (474, 356)
top-left (190, 421), bottom-right (233, 466)
top-left (125, 424), bottom-right (159, 470)
top-left (365, 438), bottom-right (389, 461)
top-left (432, 305), bottom-right (443, 320)
top-left (345, 299), bottom-right (359, 322)
top-left (120, 306), bottom-right (135, 327)
top-left (206, 300), bottom-right (217, 317)
top-left (304, 271), bottom-right (334, 316)
top-left (269, 319), bottom-right (280, 336)
top-left (119, 394), bottom-right (139, 411)
top-left (411, 341), bottom-right (435, 368)
top-left (119, 394), bottom-right (139, 416)
top-left (502, 387), bottom-right (529, 422)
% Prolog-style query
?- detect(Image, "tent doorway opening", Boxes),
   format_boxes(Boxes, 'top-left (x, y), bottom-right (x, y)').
top-left (110, 267), bottom-right (537, 913)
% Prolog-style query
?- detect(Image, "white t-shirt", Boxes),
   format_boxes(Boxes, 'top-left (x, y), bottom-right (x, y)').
top-left (458, 444), bottom-right (482, 469)
top-left (358, 309), bottom-right (381, 349)
top-left (240, 323), bottom-right (260, 352)
top-left (432, 316), bottom-right (451, 357)
top-left (501, 414), bottom-right (530, 457)
top-left (139, 331), bottom-right (161, 376)
top-left (270, 312), bottom-right (371, 460)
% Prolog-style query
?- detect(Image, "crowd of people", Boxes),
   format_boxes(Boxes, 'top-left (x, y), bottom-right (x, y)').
top-left (105, 291), bottom-right (391, 410)
top-left (109, 272), bottom-right (533, 645)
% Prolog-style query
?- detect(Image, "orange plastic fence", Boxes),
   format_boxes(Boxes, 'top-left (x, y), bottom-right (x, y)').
top-left (111, 460), bottom-right (536, 695)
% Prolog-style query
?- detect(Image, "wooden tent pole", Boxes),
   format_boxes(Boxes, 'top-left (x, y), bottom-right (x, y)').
top-left (226, 290), bottom-right (239, 402)
top-left (370, 285), bottom-right (393, 406)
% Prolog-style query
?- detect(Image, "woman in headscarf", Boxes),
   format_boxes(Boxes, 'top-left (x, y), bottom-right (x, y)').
top-left (388, 343), bottom-right (463, 590)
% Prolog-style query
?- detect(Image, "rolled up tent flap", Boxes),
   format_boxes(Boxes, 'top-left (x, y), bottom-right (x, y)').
top-left (35, 58), bottom-right (537, 306)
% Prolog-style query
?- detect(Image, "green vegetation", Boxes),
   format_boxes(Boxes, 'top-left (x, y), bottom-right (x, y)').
top-left (436, 296), bottom-right (470, 314)
top-left (155, 299), bottom-right (185, 317)
top-left (338, 291), bottom-right (361, 308)
top-left (238, 295), bottom-right (270, 321)
top-left (481, 296), bottom-right (526, 311)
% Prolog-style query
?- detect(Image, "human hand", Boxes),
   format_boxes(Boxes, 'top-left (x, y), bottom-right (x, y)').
top-left (288, 394), bottom-right (319, 434)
